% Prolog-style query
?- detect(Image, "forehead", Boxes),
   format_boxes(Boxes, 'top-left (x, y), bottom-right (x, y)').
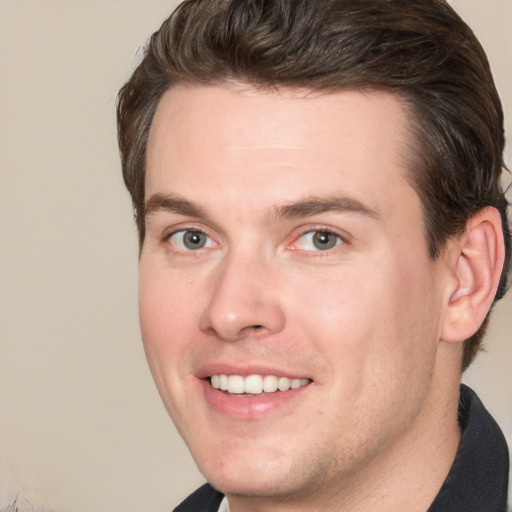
top-left (145, 84), bottom-right (416, 214)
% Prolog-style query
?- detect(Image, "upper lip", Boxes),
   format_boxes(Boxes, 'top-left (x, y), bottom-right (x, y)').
top-left (196, 362), bottom-right (312, 381)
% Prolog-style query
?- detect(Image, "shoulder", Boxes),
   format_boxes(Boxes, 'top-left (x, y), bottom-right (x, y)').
top-left (172, 483), bottom-right (224, 512)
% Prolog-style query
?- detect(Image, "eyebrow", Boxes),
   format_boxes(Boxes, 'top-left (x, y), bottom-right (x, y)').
top-left (272, 196), bottom-right (379, 221)
top-left (145, 193), bottom-right (205, 218)
top-left (144, 193), bottom-right (379, 222)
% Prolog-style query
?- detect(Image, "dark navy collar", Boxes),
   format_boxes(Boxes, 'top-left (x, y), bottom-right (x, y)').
top-left (427, 384), bottom-right (509, 511)
top-left (173, 482), bottom-right (223, 512)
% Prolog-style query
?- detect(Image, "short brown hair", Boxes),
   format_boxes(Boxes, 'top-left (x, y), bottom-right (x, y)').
top-left (117, 0), bottom-right (510, 370)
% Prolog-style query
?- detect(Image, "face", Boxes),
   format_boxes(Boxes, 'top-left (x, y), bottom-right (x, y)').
top-left (140, 84), bottom-right (451, 504)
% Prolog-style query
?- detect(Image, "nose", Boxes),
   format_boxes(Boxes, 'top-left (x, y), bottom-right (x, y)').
top-left (199, 252), bottom-right (286, 342)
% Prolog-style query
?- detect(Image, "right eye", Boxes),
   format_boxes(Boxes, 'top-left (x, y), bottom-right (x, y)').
top-left (168, 230), bottom-right (216, 251)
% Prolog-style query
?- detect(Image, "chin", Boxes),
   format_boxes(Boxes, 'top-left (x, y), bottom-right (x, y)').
top-left (196, 440), bottom-right (337, 501)
top-left (206, 471), bottom-right (300, 500)
top-left (195, 446), bottom-right (299, 496)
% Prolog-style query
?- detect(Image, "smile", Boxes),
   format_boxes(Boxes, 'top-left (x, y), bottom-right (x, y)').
top-left (210, 374), bottom-right (310, 395)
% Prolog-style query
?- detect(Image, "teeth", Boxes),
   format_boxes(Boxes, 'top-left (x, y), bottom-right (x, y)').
top-left (219, 374), bottom-right (229, 391)
top-left (263, 375), bottom-right (278, 392)
top-left (244, 374), bottom-right (263, 394)
top-left (210, 374), bottom-right (309, 394)
top-left (277, 377), bottom-right (291, 391)
top-left (227, 375), bottom-right (244, 394)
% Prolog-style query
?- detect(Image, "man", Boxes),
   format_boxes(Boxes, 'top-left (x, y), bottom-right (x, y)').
top-left (117, 0), bottom-right (510, 510)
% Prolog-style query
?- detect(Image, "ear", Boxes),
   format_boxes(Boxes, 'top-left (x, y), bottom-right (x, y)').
top-left (441, 207), bottom-right (505, 344)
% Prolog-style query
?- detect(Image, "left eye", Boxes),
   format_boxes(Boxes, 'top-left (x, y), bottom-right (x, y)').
top-left (295, 230), bottom-right (343, 251)
top-left (168, 230), bottom-right (215, 251)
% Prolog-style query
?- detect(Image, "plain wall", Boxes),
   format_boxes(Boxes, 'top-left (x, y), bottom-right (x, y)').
top-left (1, 1), bottom-right (510, 511)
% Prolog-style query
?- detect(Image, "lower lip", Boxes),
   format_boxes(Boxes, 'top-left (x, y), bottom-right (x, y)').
top-left (200, 379), bottom-right (310, 420)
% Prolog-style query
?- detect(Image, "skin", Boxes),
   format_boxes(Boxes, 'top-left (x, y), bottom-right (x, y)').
top-left (140, 84), bottom-right (465, 511)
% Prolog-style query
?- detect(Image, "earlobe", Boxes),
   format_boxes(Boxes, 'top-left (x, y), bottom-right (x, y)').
top-left (441, 207), bottom-right (505, 344)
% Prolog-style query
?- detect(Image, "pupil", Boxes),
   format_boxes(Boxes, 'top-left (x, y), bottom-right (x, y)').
top-left (184, 231), bottom-right (206, 249)
top-left (313, 231), bottom-right (337, 250)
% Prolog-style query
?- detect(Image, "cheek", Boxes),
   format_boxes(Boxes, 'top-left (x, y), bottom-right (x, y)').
top-left (282, 268), bottom-right (383, 405)
top-left (138, 267), bottom-right (206, 430)
top-left (286, 258), bottom-right (438, 383)
top-left (287, 265), bottom-right (383, 350)
top-left (138, 265), bottom-right (200, 380)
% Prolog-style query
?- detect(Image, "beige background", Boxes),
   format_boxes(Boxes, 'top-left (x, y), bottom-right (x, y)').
top-left (1, 1), bottom-right (511, 511)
